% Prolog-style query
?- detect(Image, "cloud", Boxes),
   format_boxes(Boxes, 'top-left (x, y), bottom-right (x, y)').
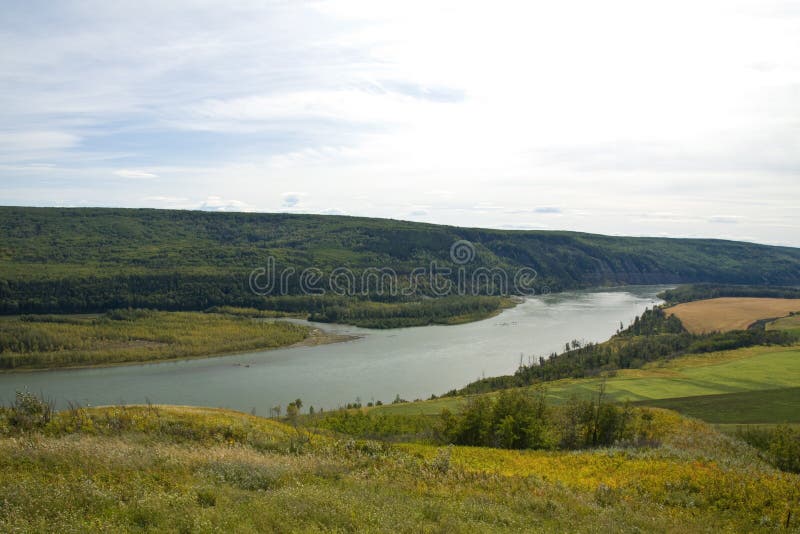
top-left (0, 1), bottom-right (799, 246)
top-left (198, 196), bottom-right (253, 212)
top-left (533, 206), bottom-right (562, 214)
top-left (114, 169), bottom-right (159, 179)
top-left (281, 192), bottom-right (306, 208)
top-left (143, 195), bottom-right (189, 206)
top-left (0, 130), bottom-right (81, 153)
top-left (708, 215), bottom-right (741, 224)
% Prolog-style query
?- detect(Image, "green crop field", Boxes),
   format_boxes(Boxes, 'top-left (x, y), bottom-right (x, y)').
top-left (375, 344), bottom-right (800, 423)
top-left (636, 387), bottom-right (800, 424)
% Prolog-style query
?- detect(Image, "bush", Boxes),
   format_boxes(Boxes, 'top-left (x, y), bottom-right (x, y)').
top-left (5, 391), bottom-right (53, 431)
top-left (736, 425), bottom-right (800, 473)
top-left (768, 425), bottom-right (800, 473)
top-left (441, 385), bottom-right (643, 451)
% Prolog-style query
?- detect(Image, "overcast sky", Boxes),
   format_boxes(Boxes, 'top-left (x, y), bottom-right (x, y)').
top-left (1, 1), bottom-right (798, 246)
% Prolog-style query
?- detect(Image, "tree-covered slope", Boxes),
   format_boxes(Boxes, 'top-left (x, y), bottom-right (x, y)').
top-left (1, 206), bottom-right (799, 313)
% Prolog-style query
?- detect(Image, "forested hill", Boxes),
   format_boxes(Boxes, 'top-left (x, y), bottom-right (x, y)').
top-left (1, 206), bottom-right (799, 313)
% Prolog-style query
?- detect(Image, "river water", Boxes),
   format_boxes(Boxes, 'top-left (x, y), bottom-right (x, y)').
top-left (0, 286), bottom-right (668, 412)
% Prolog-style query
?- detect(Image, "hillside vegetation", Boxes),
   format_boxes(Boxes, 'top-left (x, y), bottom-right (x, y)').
top-left (2, 207), bottom-right (800, 315)
top-left (0, 401), bottom-right (798, 532)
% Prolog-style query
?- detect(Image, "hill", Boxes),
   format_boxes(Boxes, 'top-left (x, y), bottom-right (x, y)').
top-left (0, 402), bottom-right (797, 532)
top-left (2, 206), bottom-right (800, 314)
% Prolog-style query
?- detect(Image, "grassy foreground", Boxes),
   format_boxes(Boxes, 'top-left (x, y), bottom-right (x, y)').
top-left (0, 404), bottom-right (798, 532)
top-left (0, 310), bottom-right (317, 370)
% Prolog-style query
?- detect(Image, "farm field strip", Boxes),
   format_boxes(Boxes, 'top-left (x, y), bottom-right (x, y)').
top-left (665, 297), bottom-right (800, 334)
top-left (375, 344), bottom-right (800, 419)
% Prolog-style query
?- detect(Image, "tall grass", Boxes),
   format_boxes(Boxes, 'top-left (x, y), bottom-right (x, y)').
top-left (0, 403), bottom-right (798, 532)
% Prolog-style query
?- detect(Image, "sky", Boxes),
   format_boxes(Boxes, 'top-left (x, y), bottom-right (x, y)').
top-left (1, 1), bottom-right (799, 246)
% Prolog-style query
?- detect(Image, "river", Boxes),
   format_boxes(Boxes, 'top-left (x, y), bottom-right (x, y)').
top-left (0, 286), bottom-right (668, 412)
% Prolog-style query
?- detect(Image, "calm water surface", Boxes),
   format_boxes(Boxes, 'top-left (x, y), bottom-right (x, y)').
top-left (0, 286), bottom-right (668, 412)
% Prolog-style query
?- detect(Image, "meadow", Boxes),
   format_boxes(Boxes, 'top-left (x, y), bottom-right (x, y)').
top-left (0, 310), bottom-right (315, 370)
top-left (637, 388), bottom-right (800, 424)
top-left (665, 297), bottom-right (800, 334)
top-left (0, 402), bottom-right (798, 532)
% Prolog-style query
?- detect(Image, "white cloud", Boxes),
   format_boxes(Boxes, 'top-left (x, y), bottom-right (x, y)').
top-left (114, 169), bottom-right (159, 179)
top-left (0, 131), bottom-right (79, 154)
top-left (0, 1), bottom-right (798, 246)
top-left (281, 192), bottom-right (306, 208)
top-left (708, 215), bottom-right (742, 224)
top-left (533, 207), bottom-right (562, 215)
top-left (198, 196), bottom-right (254, 212)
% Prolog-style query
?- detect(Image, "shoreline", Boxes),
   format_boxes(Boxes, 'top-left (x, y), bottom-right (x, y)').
top-left (0, 327), bottom-right (360, 375)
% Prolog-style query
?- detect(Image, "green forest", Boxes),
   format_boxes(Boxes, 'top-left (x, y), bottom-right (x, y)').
top-left (2, 207), bottom-right (800, 315)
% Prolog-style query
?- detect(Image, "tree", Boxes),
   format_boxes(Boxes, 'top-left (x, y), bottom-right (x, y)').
top-left (286, 402), bottom-right (299, 423)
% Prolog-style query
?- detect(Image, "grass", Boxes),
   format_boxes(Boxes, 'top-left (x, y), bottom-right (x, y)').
top-left (665, 297), bottom-right (800, 334)
top-left (768, 313), bottom-right (800, 335)
top-left (634, 387), bottom-right (800, 424)
top-left (0, 404), bottom-right (798, 532)
top-left (0, 310), bottom-right (321, 370)
top-left (374, 344), bottom-right (800, 421)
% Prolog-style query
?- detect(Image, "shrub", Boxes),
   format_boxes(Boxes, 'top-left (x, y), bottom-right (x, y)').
top-left (6, 391), bottom-right (53, 431)
top-left (768, 425), bottom-right (800, 473)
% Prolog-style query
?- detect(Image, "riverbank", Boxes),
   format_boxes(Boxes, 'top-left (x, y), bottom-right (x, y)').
top-left (0, 287), bottom-right (667, 411)
top-left (0, 311), bottom-right (356, 372)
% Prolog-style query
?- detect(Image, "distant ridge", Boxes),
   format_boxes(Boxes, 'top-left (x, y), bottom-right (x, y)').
top-left (1, 206), bottom-right (799, 314)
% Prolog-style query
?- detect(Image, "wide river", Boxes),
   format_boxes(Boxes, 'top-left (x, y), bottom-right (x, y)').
top-left (0, 286), bottom-right (668, 413)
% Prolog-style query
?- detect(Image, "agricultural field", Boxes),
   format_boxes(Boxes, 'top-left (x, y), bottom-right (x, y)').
top-left (0, 310), bottom-right (322, 370)
top-left (638, 388), bottom-right (800, 424)
top-left (375, 344), bottom-right (800, 424)
top-left (769, 313), bottom-right (800, 336)
top-left (0, 403), bottom-right (798, 532)
top-left (665, 297), bottom-right (800, 334)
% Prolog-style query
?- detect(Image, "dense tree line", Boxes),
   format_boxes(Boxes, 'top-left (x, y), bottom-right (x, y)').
top-left (659, 283), bottom-right (800, 305)
top-left (2, 207), bottom-right (800, 316)
top-left (309, 388), bottom-right (653, 451)
top-left (440, 387), bottom-right (640, 450)
top-left (308, 296), bottom-right (511, 328)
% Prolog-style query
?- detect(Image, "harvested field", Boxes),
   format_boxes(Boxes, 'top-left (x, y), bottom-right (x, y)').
top-left (665, 297), bottom-right (800, 334)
